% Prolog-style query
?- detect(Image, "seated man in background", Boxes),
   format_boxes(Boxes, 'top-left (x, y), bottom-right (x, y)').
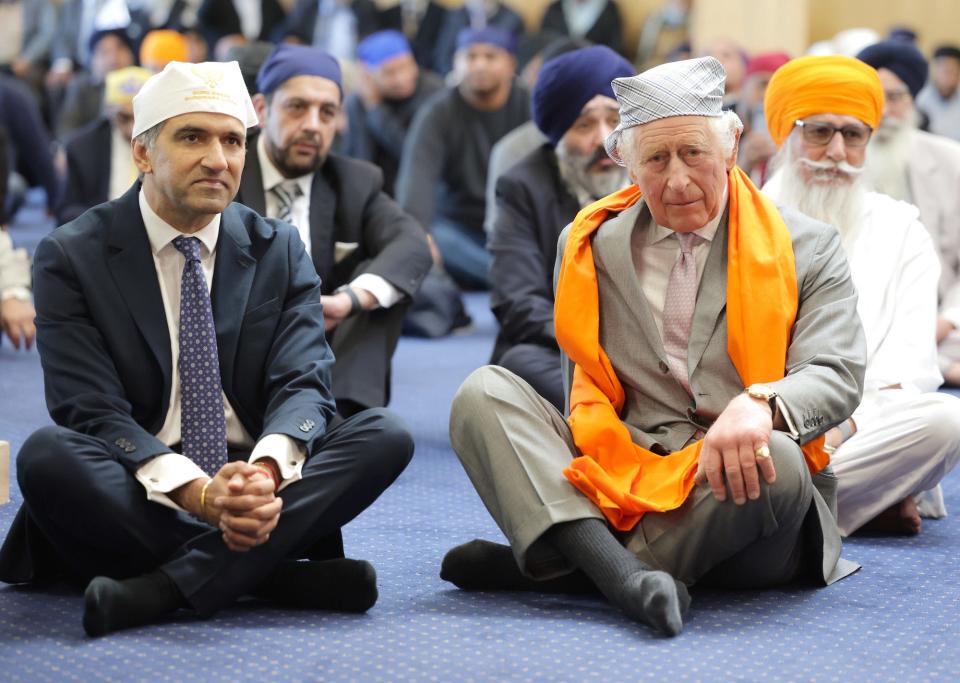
top-left (235, 44), bottom-right (431, 417)
top-left (489, 45), bottom-right (633, 410)
top-left (58, 67), bottom-right (152, 225)
top-left (0, 228), bottom-right (34, 350)
top-left (344, 30), bottom-right (442, 197)
top-left (856, 40), bottom-right (960, 388)
top-left (396, 27), bottom-right (529, 290)
top-left (0, 61), bottom-right (414, 636)
top-left (763, 54), bottom-right (960, 536)
top-left (443, 57), bottom-right (864, 636)
top-left (55, 28), bottom-right (136, 138)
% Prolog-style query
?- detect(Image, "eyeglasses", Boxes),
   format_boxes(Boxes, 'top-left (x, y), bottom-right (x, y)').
top-left (794, 119), bottom-right (872, 147)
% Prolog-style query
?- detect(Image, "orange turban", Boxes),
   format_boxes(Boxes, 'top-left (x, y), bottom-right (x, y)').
top-left (140, 30), bottom-right (189, 71)
top-left (764, 54), bottom-right (884, 146)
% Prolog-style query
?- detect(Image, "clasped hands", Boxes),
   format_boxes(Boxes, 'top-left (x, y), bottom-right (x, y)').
top-left (179, 462), bottom-right (283, 552)
top-left (695, 393), bottom-right (777, 505)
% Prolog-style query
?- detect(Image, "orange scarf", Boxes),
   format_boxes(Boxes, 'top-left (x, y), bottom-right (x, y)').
top-left (554, 167), bottom-right (827, 532)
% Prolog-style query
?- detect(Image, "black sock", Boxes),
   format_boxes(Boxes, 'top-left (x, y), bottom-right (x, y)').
top-left (544, 519), bottom-right (690, 636)
top-left (82, 571), bottom-right (185, 637)
top-left (440, 539), bottom-right (593, 594)
top-left (254, 559), bottom-right (378, 613)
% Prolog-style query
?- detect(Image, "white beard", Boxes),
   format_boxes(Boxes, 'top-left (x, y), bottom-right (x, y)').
top-left (864, 113), bottom-right (916, 202)
top-left (770, 144), bottom-right (868, 248)
top-left (556, 142), bottom-right (629, 208)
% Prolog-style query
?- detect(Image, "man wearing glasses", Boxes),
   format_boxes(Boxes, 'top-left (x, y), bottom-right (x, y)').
top-left (763, 55), bottom-right (960, 537)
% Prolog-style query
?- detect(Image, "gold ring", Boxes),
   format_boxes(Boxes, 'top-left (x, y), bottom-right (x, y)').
top-left (755, 445), bottom-right (771, 460)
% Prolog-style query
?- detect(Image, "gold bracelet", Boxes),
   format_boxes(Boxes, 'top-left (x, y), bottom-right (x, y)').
top-left (199, 478), bottom-right (213, 516)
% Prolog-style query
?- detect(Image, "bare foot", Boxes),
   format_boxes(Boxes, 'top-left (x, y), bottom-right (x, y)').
top-left (860, 498), bottom-right (922, 535)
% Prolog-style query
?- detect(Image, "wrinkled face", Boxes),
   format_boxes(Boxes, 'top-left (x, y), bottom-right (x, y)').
top-left (372, 53), bottom-right (419, 100)
top-left (625, 116), bottom-right (735, 232)
top-left (255, 75), bottom-right (340, 177)
top-left (877, 67), bottom-right (914, 126)
top-left (789, 112), bottom-right (869, 183)
top-left (932, 55), bottom-right (960, 98)
top-left (109, 102), bottom-right (136, 141)
top-left (134, 112), bottom-right (246, 228)
top-left (91, 35), bottom-right (134, 80)
top-left (458, 43), bottom-right (516, 97)
top-left (560, 94), bottom-right (620, 167)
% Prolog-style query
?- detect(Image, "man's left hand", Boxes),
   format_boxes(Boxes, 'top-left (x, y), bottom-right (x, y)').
top-left (0, 297), bottom-right (36, 350)
top-left (696, 393), bottom-right (777, 505)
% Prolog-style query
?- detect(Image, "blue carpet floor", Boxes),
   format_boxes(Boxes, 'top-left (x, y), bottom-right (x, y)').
top-left (1, 200), bottom-right (958, 681)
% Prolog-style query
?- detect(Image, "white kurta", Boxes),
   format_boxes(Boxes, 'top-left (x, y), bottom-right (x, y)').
top-left (821, 192), bottom-right (960, 535)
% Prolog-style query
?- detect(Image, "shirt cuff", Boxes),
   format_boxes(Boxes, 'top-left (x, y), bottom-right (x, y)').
top-left (1, 286), bottom-right (31, 302)
top-left (135, 453), bottom-right (207, 512)
top-left (249, 433), bottom-right (305, 492)
top-left (774, 395), bottom-right (800, 439)
top-left (350, 273), bottom-right (402, 308)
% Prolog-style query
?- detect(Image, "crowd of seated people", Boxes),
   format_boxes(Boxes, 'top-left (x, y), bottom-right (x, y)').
top-left (0, 0), bottom-right (958, 640)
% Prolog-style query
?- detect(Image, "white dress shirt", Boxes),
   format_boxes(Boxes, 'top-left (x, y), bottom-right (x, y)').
top-left (233, 0), bottom-right (262, 39)
top-left (134, 190), bottom-right (306, 511)
top-left (256, 135), bottom-right (401, 307)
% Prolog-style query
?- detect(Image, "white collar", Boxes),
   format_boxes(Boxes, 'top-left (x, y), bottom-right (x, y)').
top-left (647, 181), bottom-right (728, 246)
top-left (139, 188), bottom-right (220, 257)
top-left (257, 132), bottom-right (314, 197)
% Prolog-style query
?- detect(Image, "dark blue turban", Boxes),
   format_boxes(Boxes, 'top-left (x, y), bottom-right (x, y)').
top-left (857, 40), bottom-right (928, 98)
top-left (357, 30), bottom-right (412, 67)
top-left (257, 43), bottom-right (342, 96)
top-left (456, 26), bottom-right (517, 55)
top-left (532, 45), bottom-right (635, 146)
top-left (89, 28), bottom-right (135, 61)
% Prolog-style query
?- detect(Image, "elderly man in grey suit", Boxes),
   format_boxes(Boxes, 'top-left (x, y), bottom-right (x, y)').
top-left (440, 57), bottom-right (865, 637)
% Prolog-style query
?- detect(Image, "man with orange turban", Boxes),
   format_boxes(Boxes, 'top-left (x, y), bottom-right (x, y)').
top-left (441, 56), bottom-right (865, 637)
top-left (763, 55), bottom-right (960, 537)
top-left (140, 29), bottom-right (191, 72)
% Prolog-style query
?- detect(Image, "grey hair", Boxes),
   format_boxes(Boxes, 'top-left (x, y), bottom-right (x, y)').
top-left (617, 110), bottom-right (744, 167)
top-left (133, 121), bottom-right (165, 152)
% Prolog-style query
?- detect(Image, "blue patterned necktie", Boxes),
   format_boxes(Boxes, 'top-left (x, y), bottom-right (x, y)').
top-left (173, 235), bottom-right (228, 475)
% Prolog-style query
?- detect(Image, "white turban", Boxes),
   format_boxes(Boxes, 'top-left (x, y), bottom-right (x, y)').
top-left (131, 60), bottom-right (259, 139)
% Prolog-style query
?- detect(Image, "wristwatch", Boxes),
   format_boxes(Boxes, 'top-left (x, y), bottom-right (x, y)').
top-left (334, 284), bottom-right (361, 317)
top-left (744, 383), bottom-right (778, 412)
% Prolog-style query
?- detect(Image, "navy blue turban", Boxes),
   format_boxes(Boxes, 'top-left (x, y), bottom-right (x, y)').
top-left (857, 40), bottom-right (928, 98)
top-left (456, 26), bottom-right (517, 55)
top-left (357, 30), bottom-right (412, 67)
top-left (532, 45), bottom-right (636, 146)
top-left (257, 43), bottom-right (342, 96)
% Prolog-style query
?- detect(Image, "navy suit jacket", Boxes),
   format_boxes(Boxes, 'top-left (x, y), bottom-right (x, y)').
top-left (32, 185), bottom-right (337, 470)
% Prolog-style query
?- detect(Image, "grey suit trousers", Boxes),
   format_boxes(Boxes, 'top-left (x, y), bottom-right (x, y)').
top-left (451, 366), bottom-right (847, 588)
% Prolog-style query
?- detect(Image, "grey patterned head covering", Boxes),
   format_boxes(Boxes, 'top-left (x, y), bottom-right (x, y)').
top-left (605, 56), bottom-right (727, 166)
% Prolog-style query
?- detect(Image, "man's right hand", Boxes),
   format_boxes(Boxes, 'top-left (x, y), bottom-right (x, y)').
top-left (172, 462), bottom-right (282, 552)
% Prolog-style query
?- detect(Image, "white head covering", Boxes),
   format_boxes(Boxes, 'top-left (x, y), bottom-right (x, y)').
top-left (131, 60), bottom-right (259, 139)
top-left (604, 56), bottom-right (728, 165)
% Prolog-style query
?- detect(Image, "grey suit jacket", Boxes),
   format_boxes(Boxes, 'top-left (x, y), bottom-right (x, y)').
top-left (556, 197), bottom-right (866, 583)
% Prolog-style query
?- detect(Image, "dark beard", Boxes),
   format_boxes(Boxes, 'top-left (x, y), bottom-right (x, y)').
top-left (268, 136), bottom-right (325, 178)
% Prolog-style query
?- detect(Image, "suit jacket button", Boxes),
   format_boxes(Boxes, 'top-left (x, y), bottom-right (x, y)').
top-left (299, 421), bottom-right (311, 433)
top-left (658, 360), bottom-right (669, 374)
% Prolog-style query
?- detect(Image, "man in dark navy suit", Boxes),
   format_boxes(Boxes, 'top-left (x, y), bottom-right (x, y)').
top-left (0, 60), bottom-right (413, 636)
